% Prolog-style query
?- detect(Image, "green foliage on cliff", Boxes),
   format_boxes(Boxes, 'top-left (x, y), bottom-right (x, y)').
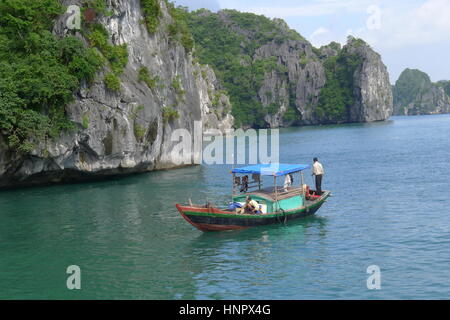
top-left (85, 22), bottom-right (128, 80)
top-left (316, 47), bottom-right (363, 122)
top-left (133, 122), bottom-right (146, 142)
top-left (85, 0), bottom-right (111, 16)
top-left (171, 76), bottom-right (185, 96)
top-left (0, 0), bottom-right (104, 152)
top-left (104, 73), bottom-right (121, 91)
top-left (323, 42), bottom-right (342, 52)
top-left (162, 107), bottom-right (180, 123)
top-left (138, 67), bottom-right (161, 90)
top-left (166, 4), bottom-right (194, 52)
top-left (222, 10), bottom-right (306, 49)
top-left (437, 80), bottom-right (450, 97)
top-left (141, 0), bottom-right (162, 34)
top-left (82, 114), bottom-right (90, 129)
top-left (0, 0), bottom-right (62, 32)
top-left (186, 9), bottom-right (299, 128)
top-left (141, 1), bottom-right (194, 52)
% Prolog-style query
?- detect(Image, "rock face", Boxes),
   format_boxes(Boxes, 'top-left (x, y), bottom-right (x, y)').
top-left (393, 68), bottom-right (450, 115)
top-left (256, 36), bottom-right (393, 125)
top-left (0, 0), bottom-right (233, 189)
top-left (187, 10), bottom-right (393, 127)
top-left (254, 39), bottom-right (327, 126)
top-left (346, 38), bottom-right (393, 122)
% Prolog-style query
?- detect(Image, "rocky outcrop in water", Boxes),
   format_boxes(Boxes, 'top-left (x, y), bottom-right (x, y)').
top-left (393, 68), bottom-right (450, 115)
top-left (0, 0), bottom-right (233, 189)
top-left (261, 36), bottom-right (393, 125)
top-left (346, 38), bottom-right (393, 122)
top-left (187, 10), bottom-right (393, 127)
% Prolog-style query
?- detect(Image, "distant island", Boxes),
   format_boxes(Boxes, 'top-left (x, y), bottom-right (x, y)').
top-left (393, 68), bottom-right (450, 115)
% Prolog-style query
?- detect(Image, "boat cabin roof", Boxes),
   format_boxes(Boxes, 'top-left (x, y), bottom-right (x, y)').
top-left (232, 163), bottom-right (310, 177)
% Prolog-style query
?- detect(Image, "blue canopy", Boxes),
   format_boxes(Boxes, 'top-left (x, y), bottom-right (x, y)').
top-left (232, 164), bottom-right (311, 177)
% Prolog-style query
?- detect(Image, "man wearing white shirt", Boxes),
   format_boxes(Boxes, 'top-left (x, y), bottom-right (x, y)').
top-left (312, 157), bottom-right (324, 196)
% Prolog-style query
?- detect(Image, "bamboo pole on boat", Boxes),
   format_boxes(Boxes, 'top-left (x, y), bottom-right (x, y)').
top-left (232, 173), bottom-right (236, 202)
top-left (274, 175), bottom-right (278, 211)
top-left (301, 171), bottom-right (306, 207)
top-left (231, 152), bottom-right (235, 203)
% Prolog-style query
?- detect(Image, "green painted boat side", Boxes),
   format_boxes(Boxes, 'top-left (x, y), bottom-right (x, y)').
top-left (186, 192), bottom-right (328, 218)
top-left (232, 194), bottom-right (305, 212)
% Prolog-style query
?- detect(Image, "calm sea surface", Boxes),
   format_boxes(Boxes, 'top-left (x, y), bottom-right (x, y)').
top-left (1, 115), bottom-right (449, 299)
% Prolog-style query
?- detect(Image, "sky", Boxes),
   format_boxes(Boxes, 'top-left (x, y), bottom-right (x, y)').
top-left (173, 0), bottom-right (450, 84)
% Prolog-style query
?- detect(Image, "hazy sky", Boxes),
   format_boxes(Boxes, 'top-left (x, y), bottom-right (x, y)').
top-left (174, 0), bottom-right (450, 83)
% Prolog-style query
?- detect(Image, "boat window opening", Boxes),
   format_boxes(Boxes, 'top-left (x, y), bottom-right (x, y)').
top-left (232, 173), bottom-right (308, 200)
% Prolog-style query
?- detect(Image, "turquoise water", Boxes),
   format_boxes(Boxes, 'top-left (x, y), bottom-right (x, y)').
top-left (1, 115), bottom-right (449, 299)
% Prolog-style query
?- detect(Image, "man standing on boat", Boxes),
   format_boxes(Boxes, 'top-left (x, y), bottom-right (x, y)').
top-left (312, 158), bottom-right (324, 196)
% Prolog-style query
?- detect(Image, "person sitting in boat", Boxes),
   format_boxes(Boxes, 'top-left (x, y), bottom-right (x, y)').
top-left (240, 175), bottom-right (249, 193)
top-left (283, 173), bottom-right (292, 192)
top-left (244, 196), bottom-right (261, 214)
top-left (234, 176), bottom-right (241, 188)
top-left (303, 184), bottom-right (311, 200)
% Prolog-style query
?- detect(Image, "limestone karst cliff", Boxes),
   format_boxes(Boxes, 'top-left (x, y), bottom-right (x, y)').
top-left (187, 10), bottom-right (393, 128)
top-left (0, 0), bottom-right (232, 188)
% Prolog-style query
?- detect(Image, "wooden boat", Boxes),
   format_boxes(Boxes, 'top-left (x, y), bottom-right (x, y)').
top-left (176, 164), bottom-right (331, 232)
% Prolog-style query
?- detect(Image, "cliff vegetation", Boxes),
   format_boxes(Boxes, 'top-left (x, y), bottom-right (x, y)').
top-left (0, 0), bottom-right (104, 152)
